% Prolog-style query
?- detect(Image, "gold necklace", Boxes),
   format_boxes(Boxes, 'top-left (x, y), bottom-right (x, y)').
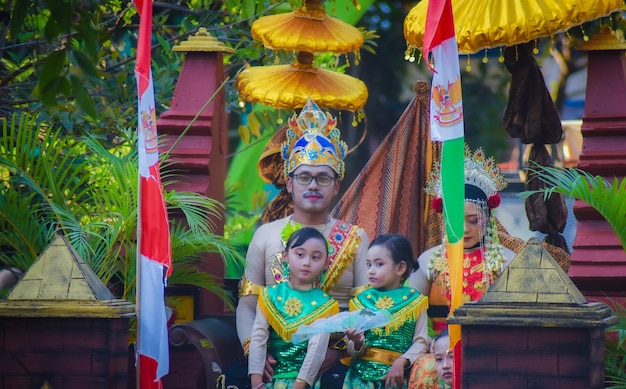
top-left (317, 217), bottom-right (331, 234)
top-left (281, 216), bottom-right (331, 244)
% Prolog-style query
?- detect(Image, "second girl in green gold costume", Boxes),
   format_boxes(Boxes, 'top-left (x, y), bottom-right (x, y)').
top-left (343, 234), bottom-right (429, 389)
top-left (249, 227), bottom-right (339, 389)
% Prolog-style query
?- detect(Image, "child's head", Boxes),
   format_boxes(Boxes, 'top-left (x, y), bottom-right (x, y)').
top-left (366, 234), bottom-right (417, 290)
top-left (433, 329), bottom-right (452, 387)
top-left (284, 227), bottom-right (328, 286)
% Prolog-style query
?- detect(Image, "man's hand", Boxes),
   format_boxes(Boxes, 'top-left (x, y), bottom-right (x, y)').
top-left (319, 347), bottom-right (340, 374)
top-left (383, 357), bottom-right (409, 388)
top-left (263, 353), bottom-right (276, 382)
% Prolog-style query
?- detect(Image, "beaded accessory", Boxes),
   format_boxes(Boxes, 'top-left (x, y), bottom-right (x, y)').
top-left (281, 98), bottom-right (347, 179)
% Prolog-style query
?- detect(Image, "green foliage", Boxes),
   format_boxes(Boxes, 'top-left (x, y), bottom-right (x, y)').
top-left (519, 164), bottom-right (626, 250)
top-left (0, 113), bottom-right (244, 308)
top-left (359, 27), bottom-right (380, 56)
top-left (2, 0), bottom-right (378, 141)
top-left (605, 299), bottom-right (626, 388)
top-left (2, 0), bottom-right (233, 136)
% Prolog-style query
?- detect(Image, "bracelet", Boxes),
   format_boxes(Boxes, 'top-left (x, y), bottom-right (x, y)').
top-left (331, 338), bottom-right (348, 350)
top-left (252, 383), bottom-right (265, 389)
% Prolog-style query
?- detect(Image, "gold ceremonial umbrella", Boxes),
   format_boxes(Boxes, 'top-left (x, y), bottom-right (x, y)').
top-left (236, 54), bottom-right (368, 112)
top-left (252, 7), bottom-right (364, 54)
top-left (236, 0), bottom-right (368, 112)
top-left (404, 0), bottom-right (623, 54)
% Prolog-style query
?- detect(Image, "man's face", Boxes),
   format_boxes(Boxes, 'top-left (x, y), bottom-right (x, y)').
top-left (286, 165), bottom-right (340, 216)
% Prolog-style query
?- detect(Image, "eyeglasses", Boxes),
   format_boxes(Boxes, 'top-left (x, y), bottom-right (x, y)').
top-left (291, 173), bottom-right (335, 187)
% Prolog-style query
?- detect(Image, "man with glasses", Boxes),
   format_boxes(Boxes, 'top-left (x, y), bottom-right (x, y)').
top-left (235, 98), bottom-right (370, 389)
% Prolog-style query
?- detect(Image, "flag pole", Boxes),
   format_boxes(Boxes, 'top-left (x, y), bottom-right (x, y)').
top-left (136, 165), bottom-right (143, 389)
top-left (423, 0), bottom-right (465, 387)
top-left (134, 0), bottom-right (172, 388)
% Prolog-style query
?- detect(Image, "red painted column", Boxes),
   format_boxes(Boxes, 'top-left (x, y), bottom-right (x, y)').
top-left (157, 28), bottom-right (234, 317)
top-left (569, 28), bottom-right (626, 298)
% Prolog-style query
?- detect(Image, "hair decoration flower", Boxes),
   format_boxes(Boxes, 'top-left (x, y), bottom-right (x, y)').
top-left (487, 192), bottom-right (501, 209)
top-left (431, 197), bottom-right (443, 213)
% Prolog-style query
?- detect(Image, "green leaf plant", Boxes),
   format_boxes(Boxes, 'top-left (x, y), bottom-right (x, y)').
top-left (605, 298), bottom-right (626, 388)
top-left (0, 112), bottom-right (244, 310)
top-left (519, 163), bottom-right (626, 251)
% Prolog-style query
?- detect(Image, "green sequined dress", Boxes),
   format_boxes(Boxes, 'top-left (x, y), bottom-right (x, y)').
top-left (249, 282), bottom-right (339, 388)
top-left (342, 287), bottom-right (428, 389)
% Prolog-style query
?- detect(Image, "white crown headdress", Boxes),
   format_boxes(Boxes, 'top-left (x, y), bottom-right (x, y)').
top-left (426, 144), bottom-right (507, 211)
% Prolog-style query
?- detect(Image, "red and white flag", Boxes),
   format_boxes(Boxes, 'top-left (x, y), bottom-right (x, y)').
top-left (423, 1), bottom-right (464, 389)
top-left (423, 0), bottom-right (463, 142)
top-left (135, 0), bottom-right (172, 387)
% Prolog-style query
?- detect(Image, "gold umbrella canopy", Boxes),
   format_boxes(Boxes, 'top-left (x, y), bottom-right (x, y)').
top-left (236, 60), bottom-right (368, 112)
top-left (252, 7), bottom-right (364, 54)
top-left (404, 0), bottom-right (624, 54)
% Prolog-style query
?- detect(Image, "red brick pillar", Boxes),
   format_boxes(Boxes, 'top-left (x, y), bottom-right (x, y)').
top-left (157, 28), bottom-right (234, 317)
top-left (568, 28), bottom-right (626, 298)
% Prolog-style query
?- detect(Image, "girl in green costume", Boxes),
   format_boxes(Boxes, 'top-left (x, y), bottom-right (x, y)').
top-left (343, 234), bottom-right (429, 389)
top-left (249, 227), bottom-right (339, 389)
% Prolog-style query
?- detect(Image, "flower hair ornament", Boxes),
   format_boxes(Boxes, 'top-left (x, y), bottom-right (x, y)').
top-left (281, 98), bottom-right (347, 180)
top-left (425, 144), bottom-right (509, 285)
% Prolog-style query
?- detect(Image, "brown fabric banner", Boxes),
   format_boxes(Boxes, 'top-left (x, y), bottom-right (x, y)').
top-left (332, 81), bottom-right (438, 258)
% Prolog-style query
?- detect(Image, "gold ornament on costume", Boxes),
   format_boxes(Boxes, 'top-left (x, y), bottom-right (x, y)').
top-left (281, 98), bottom-right (347, 179)
top-left (374, 295), bottom-right (394, 310)
top-left (284, 297), bottom-right (303, 317)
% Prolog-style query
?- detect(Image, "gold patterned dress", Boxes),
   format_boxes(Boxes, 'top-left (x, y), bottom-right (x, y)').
top-left (342, 286), bottom-right (429, 389)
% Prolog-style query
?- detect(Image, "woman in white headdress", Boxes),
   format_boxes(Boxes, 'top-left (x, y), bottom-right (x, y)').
top-left (407, 145), bottom-right (515, 389)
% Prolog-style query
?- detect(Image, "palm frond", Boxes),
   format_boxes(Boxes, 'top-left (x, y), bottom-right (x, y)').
top-left (166, 266), bottom-right (236, 312)
top-left (519, 165), bottom-right (626, 250)
top-left (167, 191), bottom-right (223, 233)
top-left (170, 224), bottom-right (245, 267)
top-left (0, 189), bottom-right (53, 266)
top-left (605, 298), bottom-right (626, 388)
top-left (0, 114), bottom-right (94, 267)
top-left (0, 113), bottom-right (241, 310)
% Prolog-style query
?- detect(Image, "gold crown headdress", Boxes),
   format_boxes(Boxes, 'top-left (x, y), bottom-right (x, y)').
top-left (426, 144), bottom-right (508, 211)
top-left (281, 98), bottom-right (347, 179)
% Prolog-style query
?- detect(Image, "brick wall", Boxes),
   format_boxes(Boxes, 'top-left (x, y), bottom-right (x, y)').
top-left (461, 325), bottom-right (605, 389)
top-left (0, 317), bottom-right (130, 389)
